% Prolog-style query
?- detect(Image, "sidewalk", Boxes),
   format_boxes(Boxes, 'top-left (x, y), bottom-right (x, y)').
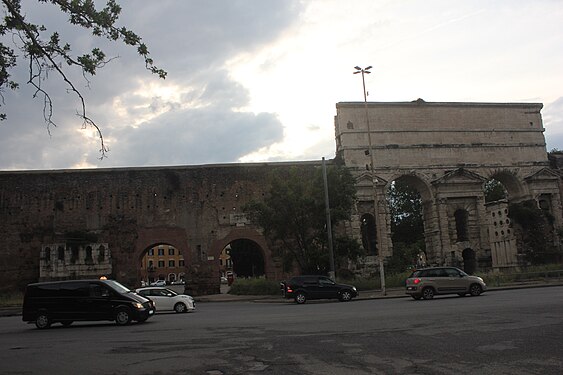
top-left (195, 279), bottom-right (563, 303)
top-left (3, 280), bottom-right (562, 317)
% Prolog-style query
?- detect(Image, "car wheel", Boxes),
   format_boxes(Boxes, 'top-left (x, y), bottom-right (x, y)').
top-left (339, 290), bottom-right (353, 302)
top-left (174, 302), bottom-right (187, 313)
top-left (115, 307), bottom-right (132, 326)
top-left (61, 321), bottom-right (73, 327)
top-left (295, 292), bottom-right (307, 304)
top-left (422, 287), bottom-right (435, 300)
top-left (469, 284), bottom-right (482, 296)
top-left (35, 313), bottom-right (51, 329)
top-left (412, 295), bottom-right (421, 300)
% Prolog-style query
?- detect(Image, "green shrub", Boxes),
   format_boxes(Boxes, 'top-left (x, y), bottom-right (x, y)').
top-left (228, 278), bottom-right (280, 295)
top-left (0, 292), bottom-right (23, 307)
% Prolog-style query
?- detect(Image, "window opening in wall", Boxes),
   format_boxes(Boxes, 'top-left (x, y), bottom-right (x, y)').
top-left (70, 246), bottom-right (79, 264)
top-left (360, 213), bottom-right (377, 255)
top-left (85, 246), bottom-right (93, 263)
top-left (44, 247), bottom-right (51, 262)
top-left (58, 246), bottom-right (65, 261)
top-left (98, 246), bottom-right (105, 262)
top-left (454, 209), bottom-right (469, 242)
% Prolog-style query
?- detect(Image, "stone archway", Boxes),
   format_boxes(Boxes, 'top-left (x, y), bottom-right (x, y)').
top-left (133, 227), bottom-right (191, 288)
top-left (210, 228), bottom-right (276, 281)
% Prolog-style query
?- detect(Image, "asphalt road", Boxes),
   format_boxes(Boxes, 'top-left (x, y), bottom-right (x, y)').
top-left (1, 286), bottom-right (562, 375)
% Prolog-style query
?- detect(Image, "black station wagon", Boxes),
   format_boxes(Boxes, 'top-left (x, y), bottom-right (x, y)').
top-left (280, 275), bottom-right (358, 304)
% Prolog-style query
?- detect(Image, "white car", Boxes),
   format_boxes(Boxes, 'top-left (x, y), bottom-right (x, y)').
top-left (150, 280), bottom-right (167, 287)
top-left (135, 287), bottom-right (195, 313)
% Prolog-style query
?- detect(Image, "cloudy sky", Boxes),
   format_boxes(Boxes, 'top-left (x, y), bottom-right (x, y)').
top-left (1, 0), bottom-right (562, 170)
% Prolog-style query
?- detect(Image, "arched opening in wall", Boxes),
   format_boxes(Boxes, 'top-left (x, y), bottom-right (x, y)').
top-left (462, 248), bottom-right (477, 274)
top-left (360, 213), bottom-right (377, 255)
top-left (483, 178), bottom-right (508, 203)
top-left (385, 175), bottom-right (429, 273)
top-left (219, 239), bottom-right (265, 293)
top-left (139, 243), bottom-right (187, 287)
top-left (454, 209), bottom-right (469, 242)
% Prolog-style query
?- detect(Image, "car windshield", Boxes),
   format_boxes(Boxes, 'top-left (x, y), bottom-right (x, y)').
top-left (104, 280), bottom-right (131, 293)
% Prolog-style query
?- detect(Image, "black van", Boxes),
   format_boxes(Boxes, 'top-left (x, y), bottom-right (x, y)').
top-left (22, 279), bottom-right (156, 329)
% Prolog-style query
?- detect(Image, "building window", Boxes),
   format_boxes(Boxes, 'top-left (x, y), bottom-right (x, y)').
top-left (158, 248), bottom-right (164, 256)
top-left (58, 246), bottom-right (65, 261)
top-left (158, 260), bottom-right (165, 268)
top-left (71, 246), bottom-right (79, 264)
top-left (454, 209), bottom-right (469, 242)
top-left (148, 260), bottom-right (154, 268)
top-left (168, 260), bottom-right (175, 268)
top-left (168, 247), bottom-right (175, 256)
top-left (98, 246), bottom-right (105, 262)
top-left (179, 259), bottom-right (185, 267)
top-left (148, 248), bottom-right (154, 256)
top-left (44, 247), bottom-right (51, 262)
top-left (85, 246), bottom-right (93, 263)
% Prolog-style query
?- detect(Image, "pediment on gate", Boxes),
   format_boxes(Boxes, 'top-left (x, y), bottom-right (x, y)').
top-left (523, 167), bottom-right (560, 182)
top-left (431, 168), bottom-right (487, 185)
top-left (356, 172), bottom-right (388, 186)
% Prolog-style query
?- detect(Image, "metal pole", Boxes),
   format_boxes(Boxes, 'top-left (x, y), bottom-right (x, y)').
top-left (355, 66), bottom-right (386, 295)
top-left (322, 157), bottom-right (336, 280)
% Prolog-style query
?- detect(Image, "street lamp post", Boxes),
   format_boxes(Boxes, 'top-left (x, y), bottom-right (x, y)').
top-left (353, 65), bottom-right (386, 295)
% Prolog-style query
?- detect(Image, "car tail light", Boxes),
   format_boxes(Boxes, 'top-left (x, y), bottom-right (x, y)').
top-left (287, 287), bottom-right (293, 293)
top-left (413, 278), bottom-right (421, 285)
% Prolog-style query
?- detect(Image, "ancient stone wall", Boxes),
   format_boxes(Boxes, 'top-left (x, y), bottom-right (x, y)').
top-left (335, 100), bottom-right (562, 271)
top-left (0, 162), bottom-right (323, 294)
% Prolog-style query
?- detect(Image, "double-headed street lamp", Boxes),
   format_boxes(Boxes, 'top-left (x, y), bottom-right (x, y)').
top-left (354, 65), bottom-right (386, 295)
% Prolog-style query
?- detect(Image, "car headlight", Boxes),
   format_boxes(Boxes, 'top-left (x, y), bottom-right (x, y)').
top-left (352, 287), bottom-right (357, 291)
top-left (134, 303), bottom-right (144, 309)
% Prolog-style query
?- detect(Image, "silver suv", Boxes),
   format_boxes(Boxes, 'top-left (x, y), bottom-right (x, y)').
top-left (405, 267), bottom-right (487, 300)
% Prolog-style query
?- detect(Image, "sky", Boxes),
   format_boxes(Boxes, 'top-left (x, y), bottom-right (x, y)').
top-left (1, 0), bottom-right (562, 171)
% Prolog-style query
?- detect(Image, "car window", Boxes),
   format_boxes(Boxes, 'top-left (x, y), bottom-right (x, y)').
top-left (319, 277), bottom-right (335, 286)
top-left (445, 268), bottom-right (461, 277)
top-left (138, 290), bottom-right (150, 297)
top-left (303, 277), bottom-right (318, 286)
top-left (90, 284), bottom-right (110, 297)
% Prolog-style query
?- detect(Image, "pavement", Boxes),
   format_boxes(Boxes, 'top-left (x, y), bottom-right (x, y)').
top-left (3, 279), bottom-right (562, 317)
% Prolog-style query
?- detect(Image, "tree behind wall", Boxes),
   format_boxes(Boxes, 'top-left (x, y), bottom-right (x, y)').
top-left (244, 164), bottom-right (360, 275)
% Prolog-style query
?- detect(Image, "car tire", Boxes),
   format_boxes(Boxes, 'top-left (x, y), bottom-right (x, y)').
top-left (295, 292), bottom-right (307, 304)
top-left (469, 284), bottom-right (482, 296)
top-left (115, 307), bottom-right (132, 326)
top-left (174, 302), bottom-right (187, 313)
top-left (35, 312), bottom-right (51, 329)
top-left (422, 287), bottom-right (435, 300)
top-left (339, 290), bottom-right (353, 302)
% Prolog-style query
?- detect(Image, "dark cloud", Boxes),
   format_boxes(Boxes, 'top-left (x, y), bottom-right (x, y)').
top-left (0, 0), bottom-right (302, 170)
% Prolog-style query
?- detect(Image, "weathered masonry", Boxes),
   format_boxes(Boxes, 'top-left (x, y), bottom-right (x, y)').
top-left (1, 100), bottom-right (561, 294)
top-left (0, 162), bottom-right (323, 294)
top-left (335, 100), bottom-right (562, 272)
